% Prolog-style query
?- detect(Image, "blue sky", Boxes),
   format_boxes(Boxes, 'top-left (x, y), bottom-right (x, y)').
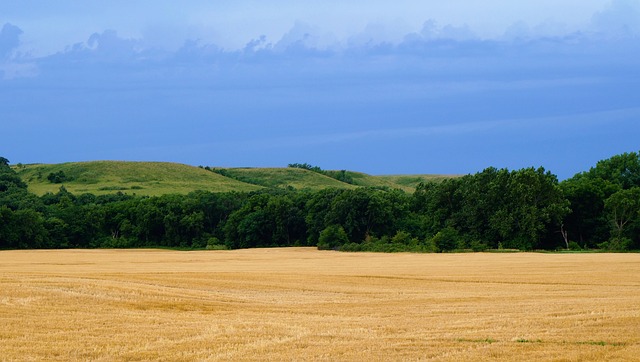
top-left (1, 1), bottom-right (639, 179)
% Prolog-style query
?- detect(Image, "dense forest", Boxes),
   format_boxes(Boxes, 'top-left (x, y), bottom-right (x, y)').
top-left (1, 153), bottom-right (639, 252)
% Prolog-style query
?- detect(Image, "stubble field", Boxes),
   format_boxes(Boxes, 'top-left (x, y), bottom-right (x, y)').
top-left (1, 248), bottom-right (639, 361)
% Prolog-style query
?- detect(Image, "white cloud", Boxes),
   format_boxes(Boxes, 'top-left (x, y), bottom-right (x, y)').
top-left (2, 10), bottom-right (638, 178)
top-left (590, 0), bottom-right (640, 37)
top-left (1, 0), bottom-right (618, 56)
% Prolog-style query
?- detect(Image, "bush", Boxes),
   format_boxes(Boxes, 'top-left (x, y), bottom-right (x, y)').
top-left (567, 241), bottom-right (582, 251)
top-left (317, 225), bottom-right (349, 250)
top-left (339, 242), bottom-right (363, 252)
top-left (469, 239), bottom-right (488, 252)
top-left (430, 227), bottom-right (461, 252)
top-left (47, 171), bottom-right (69, 183)
top-left (598, 237), bottom-right (632, 251)
top-left (391, 230), bottom-right (413, 245)
top-left (206, 237), bottom-right (227, 250)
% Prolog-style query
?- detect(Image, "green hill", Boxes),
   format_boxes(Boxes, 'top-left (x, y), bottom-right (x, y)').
top-left (14, 161), bottom-right (456, 196)
top-left (373, 174), bottom-right (456, 191)
top-left (345, 171), bottom-right (453, 192)
top-left (212, 167), bottom-right (358, 190)
top-left (15, 161), bottom-right (262, 196)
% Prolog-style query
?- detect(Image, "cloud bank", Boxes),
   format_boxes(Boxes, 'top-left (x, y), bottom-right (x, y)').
top-left (2, 1), bottom-right (640, 178)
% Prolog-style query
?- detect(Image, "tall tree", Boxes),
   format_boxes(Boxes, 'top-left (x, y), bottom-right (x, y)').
top-left (587, 151), bottom-right (640, 189)
top-left (560, 151), bottom-right (640, 248)
top-left (604, 187), bottom-right (640, 250)
top-left (560, 176), bottom-right (617, 247)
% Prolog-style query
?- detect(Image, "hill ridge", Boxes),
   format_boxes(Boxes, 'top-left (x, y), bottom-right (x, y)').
top-left (14, 160), bottom-right (453, 196)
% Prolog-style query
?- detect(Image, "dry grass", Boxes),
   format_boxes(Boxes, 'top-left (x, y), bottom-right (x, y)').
top-left (1, 248), bottom-right (639, 361)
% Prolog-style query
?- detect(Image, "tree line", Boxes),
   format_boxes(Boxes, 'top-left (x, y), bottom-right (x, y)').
top-left (1, 153), bottom-right (639, 251)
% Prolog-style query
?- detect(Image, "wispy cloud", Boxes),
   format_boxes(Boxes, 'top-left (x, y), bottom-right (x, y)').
top-left (188, 107), bottom-right (640, 152)
top-left (591, 0), bottom-right (640, 37)
top-left (0, 1), bottom-right (636, 70)
top-left (2, 1), bottom-right (639, 178)
top-left (0, 23), bottom-right (22, 59)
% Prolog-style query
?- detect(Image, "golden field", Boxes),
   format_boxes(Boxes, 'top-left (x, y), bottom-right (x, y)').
top-left (0, 248), bottom-right (639, 361)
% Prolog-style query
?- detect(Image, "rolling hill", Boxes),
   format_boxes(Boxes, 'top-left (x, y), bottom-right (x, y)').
top-left (14, 161), bottom-right (455, 196)
top-left (210, 167), bottom-right (359, 190)
top-left (14, 161), bottom-right (261, 196)
top-left (346, 171), bottom-right (455, 193)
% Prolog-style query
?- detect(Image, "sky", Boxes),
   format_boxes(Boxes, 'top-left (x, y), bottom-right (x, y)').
top-left (2, 0), bottom-right (640, 179)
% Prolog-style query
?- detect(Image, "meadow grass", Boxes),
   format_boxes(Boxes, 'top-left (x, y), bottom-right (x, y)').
top-left (15, 161), bottom-right (261, 196)
top-left (370, 174), bottom-right (457, 192)
top-left (1, 248), bottom-right (639, 361)
top-left (215, 167), bottom-right (358, 190)
top-left (14, 161), bottom-right (457, 196)
top-left (341, 172), bottom-right (457, 192)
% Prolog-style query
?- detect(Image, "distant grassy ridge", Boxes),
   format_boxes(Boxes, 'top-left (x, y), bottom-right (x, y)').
top-left (212, 167), bottom-right (359, 190)
top-left (15, 161), bottom-right (261, 196)
top-left (14, 161), bottom-right (456, 196)
top-left (348, 172), bottom-right (454, 193)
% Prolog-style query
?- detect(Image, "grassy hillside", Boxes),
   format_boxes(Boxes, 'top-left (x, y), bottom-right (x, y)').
top-left (14, 161), bottom-right (456, 196)
top-left (15, 161), bottom-right (262, 196)
top-left (212, 167), bottom-right (358, 190)
top-left (347, 172), bottom-right (453, 192)
top-left (374, 174), bottom-right (456, 190)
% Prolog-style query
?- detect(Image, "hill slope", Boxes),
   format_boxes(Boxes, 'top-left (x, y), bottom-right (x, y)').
top-left (15, 161), bottom-right (262, 196)
top-left (346, 171), bottom-right (454, 192)
top-left (212, 167), bottom-right (358, 190)
top-left (14, 161), bottom-right (456, 196)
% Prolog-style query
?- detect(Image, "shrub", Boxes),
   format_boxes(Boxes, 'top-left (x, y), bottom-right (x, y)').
top-left (391, 230), bottom-right (413, 245)
top-left (598, 237), bottom-right (632, 251)
top-left (339, 242), bottom-right (363, 252)
top-left (430, 227), bottom-right (461, 252)
top-left (567, 241), bottom-right (582, 251)
top-left (469, 239), bottom-right (488, 252)
top-left (206, 237), bottom-right (227, 250)
top-left (317, 225), bottom-right (349, 250)
top-left (47, 171), bottom-right (69, 184)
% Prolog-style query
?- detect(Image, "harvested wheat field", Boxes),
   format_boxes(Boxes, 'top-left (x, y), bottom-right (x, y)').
top-left (1, 248), bottom-right (639, 361)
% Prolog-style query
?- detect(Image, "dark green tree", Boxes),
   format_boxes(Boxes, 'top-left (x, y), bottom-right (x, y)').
top-left (0, 206), bottom-right (48, 249)
top-left (414, 167), bottom-right (569, 250)
top-left (322, 188), bottom-right (408, 243)
top-left (560, 151), bottom-right (640, 248)
top-left (47, 170), bottom-right (69, 184)
top-left (498, 167), bottom-right (569, 250)
top-left (603, 187), bottom-right (640, 250)
top-left (0, 157), bottom-right (27, 192)
top-left (560, 176), bottom-right (617, 247)
top-left (587, 151), bottom-right (640, 189)
top-left (305, 188), bottom-right (347, 245)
